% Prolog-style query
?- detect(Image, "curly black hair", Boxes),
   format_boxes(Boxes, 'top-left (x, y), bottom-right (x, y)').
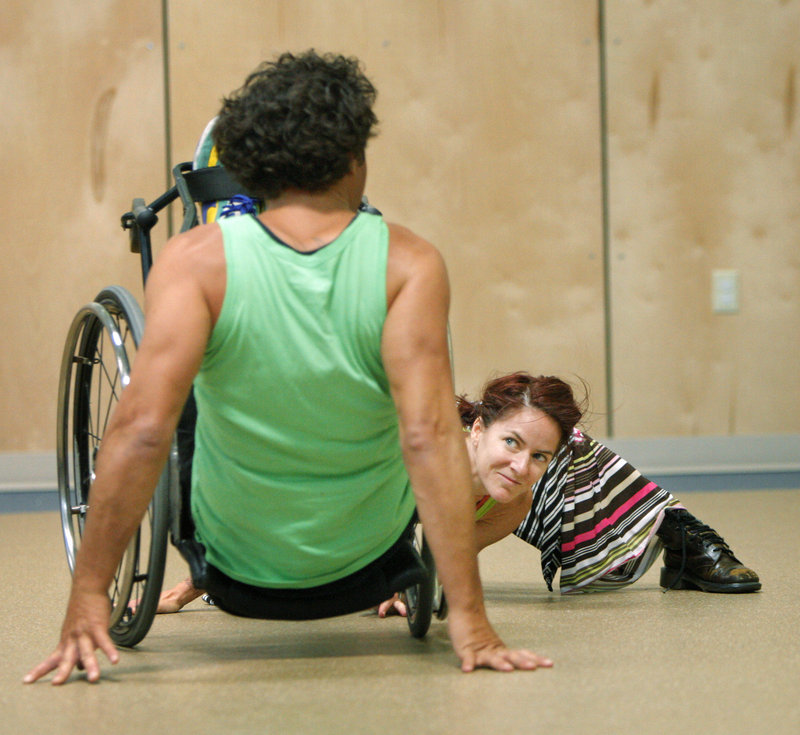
top-left (213, 50), bottom-right (378, 200)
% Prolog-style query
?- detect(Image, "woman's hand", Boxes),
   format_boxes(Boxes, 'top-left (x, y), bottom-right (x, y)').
top-left (142, 577), bottom-right (204, 614)
top-left (376, 593), bottom-right (407, 617)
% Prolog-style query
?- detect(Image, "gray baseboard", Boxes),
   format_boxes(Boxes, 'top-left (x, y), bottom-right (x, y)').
top-left (0, 490), bottom-right (59, 514)
top-left (600, 434), bottom-right (800, 476)
top-left (601, 434), bottom-right (800, 493)
top-left (0, 452), bottom-right (58, 513)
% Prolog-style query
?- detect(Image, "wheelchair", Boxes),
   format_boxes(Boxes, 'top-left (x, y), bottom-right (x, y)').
top-left (56, 159), bottom-right (446, 647)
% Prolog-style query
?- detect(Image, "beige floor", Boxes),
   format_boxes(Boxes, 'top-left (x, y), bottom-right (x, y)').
top-left (2, 489), bottom-right (798, 735)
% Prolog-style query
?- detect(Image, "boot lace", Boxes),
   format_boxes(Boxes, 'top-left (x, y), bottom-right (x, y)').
top-left (679, 513), bottom-right (732, 550)
top-left (662, 510), bottom-right (733, 593)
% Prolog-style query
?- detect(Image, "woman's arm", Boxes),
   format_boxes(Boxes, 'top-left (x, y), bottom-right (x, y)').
top-left (378, 491), bottom-right (533, 617)
top-left (475, 493), bottom-right (532, 551)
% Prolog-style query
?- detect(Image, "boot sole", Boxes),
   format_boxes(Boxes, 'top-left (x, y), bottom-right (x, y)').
top-left (660, 566), bottom-right (761, 593)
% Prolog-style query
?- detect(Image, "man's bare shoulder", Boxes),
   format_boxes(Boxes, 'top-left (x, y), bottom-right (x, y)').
top-left (386, 221), bottom-right (436, 251)
top-left (384, 222), bottom-right (449, 308)
top-left (160, 222), bottom-right (223, 264)
top-left (147, 222), bottom-right (224, 288)
top-left (144, 222), bottom-right (226, 318)
top-left (386, 222), bottom-right (446, 271)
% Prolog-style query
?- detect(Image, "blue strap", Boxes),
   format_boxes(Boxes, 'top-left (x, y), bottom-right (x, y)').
top-left (219, 194), bottom-right (259, 218)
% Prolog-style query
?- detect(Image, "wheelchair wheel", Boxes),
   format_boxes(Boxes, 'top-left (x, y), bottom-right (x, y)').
top-left (57, 285), bottom-right (169, 647)
top-left (404, 527), bottom-right (435, 639)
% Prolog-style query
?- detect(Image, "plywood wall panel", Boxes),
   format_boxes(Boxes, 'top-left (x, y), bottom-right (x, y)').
top-left (606, 0), bottom-right (800, 437)
top-left (4, 1), bottom-right (797, 454)
top-left (168, 0), bottom-right (607, 420)
top-left (0, 1), bottom-right (165, 451)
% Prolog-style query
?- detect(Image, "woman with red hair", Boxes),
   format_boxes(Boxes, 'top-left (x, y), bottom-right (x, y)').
top-left (379, 370), bottom-right (760, 615)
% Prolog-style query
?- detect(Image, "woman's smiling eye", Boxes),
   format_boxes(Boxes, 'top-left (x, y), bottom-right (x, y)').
top-left (504, 436), bottom-right (518, 448)
top-left (532, 452), bottom-right (549, 463)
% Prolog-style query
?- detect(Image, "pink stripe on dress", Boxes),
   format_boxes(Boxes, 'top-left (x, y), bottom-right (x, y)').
top-left (561, 482), bottom-right (658, 553)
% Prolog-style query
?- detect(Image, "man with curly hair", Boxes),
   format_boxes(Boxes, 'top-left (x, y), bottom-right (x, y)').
top-left (26, 50), bottom-right (549, 685)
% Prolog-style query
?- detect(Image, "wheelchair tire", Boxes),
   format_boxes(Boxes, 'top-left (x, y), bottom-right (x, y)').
top-left (56, 286), bottom-right (169, 647)
top-left (404, 528), bottom-right (435, 639)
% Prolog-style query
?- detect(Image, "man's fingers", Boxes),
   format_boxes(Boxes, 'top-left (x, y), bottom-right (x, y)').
top-left (50, 645), bottom-right (80, 685)
top-left (23, 653), bottom-right (61, 684)
top-left (24, 630), bottom-right (119, 685)
top-left (462, 646), bottom-right (554, 673)
top-left (528, 651), bottom-right (553, 668)
top-left (460, 649), bottom-right (476, 673)
top-left (476, 649), bottom-right (514, 672)
top-left (500, 647), bottom-right (553, 670)
top-left (98, 631), bottom-right (120, 667)
top-left (78, 635), bottom-right (103, 683)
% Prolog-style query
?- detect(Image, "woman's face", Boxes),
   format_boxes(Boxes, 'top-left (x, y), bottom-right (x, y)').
top-left (469, 407), bottom-right (561, 504)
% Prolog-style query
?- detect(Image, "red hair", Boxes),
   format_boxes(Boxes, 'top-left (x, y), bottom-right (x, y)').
top-left (457, 372), bottom-right (584, 445)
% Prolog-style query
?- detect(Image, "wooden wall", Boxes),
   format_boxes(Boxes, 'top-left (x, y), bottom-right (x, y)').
top-left (606, 0), bottom-right (800, 436)
top-left (0, 0), bottom-right (165, 451)
top-left (1, 0), bottom-right (798, 454)
top-left (166, 0), bottom-right (607, 416)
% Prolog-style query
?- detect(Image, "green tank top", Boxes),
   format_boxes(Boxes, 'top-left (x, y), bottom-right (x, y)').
top-left (191, 212), bottom-right (415, 588)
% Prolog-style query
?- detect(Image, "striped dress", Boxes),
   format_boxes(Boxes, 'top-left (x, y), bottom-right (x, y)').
top-left (515, 430), bottom-right (680, 593)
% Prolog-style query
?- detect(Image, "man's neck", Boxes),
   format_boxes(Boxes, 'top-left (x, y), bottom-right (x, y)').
top-left (257, 190), bottom-right (358, 252)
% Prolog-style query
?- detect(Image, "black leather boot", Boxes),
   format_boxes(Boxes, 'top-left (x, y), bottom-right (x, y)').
top-left (657, 508), bottom-right (761, 593)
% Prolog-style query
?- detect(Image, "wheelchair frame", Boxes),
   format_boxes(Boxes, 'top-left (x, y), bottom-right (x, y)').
top-left (56, 162), bottom-right (445, 646)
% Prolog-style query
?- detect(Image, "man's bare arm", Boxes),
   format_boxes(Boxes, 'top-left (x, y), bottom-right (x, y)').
top-left (381, 224), bottom-right (551, 673)
top-left (24, 227), bottom-right (219, 685)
